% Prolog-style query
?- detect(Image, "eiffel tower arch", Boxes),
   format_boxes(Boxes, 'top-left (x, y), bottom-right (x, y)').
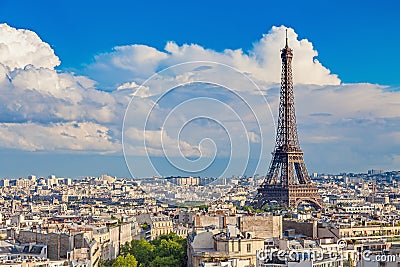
top-left (253, 30), bottom-right (324, 210)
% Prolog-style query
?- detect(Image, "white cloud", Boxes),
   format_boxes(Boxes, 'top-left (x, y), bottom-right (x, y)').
top-left (0, 65), bottom-right (129, 124)
top-left (293, 83), bottom-right (399, 122)
top-left (124, 127), bottom-right (204, 157)
top-left (0, 23), bottom-right (60, 70)
top-left (117, 81), bottom-right (151, 98)
top-left (87, 44), bottom-right (168, 86)
top-left (0, 24), bottom-right (128, 154)
top-left (87, 25), bottom-right (340, 88)
top-left (247, 131), bottom-right (261, 143)
top-left (252, 26), bottom-right (340, 85)
top-left (1, 23), bottom-right (400, 174)
top-left (0, 121), bottom-right (119, 152)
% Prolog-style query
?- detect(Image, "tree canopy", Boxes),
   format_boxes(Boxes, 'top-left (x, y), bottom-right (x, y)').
top-left (119, 233), bottom-right (187, 267)
top-left (111, 253), bottom-right (138, 267)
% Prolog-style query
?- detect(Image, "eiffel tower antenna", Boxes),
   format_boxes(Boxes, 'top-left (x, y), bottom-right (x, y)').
top-left (285, 29), bottom-right (288, 47)
top-left (252, 30), bottom-right (324, 209)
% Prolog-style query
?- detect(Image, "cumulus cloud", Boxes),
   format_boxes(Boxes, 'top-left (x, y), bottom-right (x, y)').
top-left (86, 26), bottom-right (340, 88)
top-left (1, 23), bottom-right (400, 174)
top-left (125, 127), bottom-right (206, 157)
top-left (252, 26), bottom-right (340, 85)
top-left (0, 23), bottom-right (60, 70)
top-left (0, 121), bottom-right (118, 152)
top-left (0, 23), bottom-right (125, 153)
top-left (247, 131), bottom-right (261, 143)
top-left (0, 65), bottom-right (130, 124)
top-left (87, 45), bottom-right (168, 86)
top-left (117, 81), bottom-right (151, 98)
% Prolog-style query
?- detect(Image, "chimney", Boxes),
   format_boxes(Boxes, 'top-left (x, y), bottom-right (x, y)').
top-left (219, 215), bottom-right (227, 229)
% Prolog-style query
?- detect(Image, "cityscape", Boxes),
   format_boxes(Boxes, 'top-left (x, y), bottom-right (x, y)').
top-left (2, 169), bottom-right (400, 267)
top-left (1, 1), bottom-right (400, 267)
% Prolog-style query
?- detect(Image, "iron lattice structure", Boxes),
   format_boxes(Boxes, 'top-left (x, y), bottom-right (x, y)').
top-left (253, 32), bottom-right (324, 209)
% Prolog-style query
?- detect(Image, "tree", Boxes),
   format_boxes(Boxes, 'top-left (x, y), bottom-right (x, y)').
top-left (150, 256), bottom-right (180, 267)
top-left (111, 253), bottom-right (138, 267)
top-left (121, 239), bottom-right (155, 266)
top-left (155, 240), bottom-right (184, 260)
top-left (197, 204), bottom-right (208, 211)
top-left (140, 222), bottom-right (150, 230)
top-left (241, 205), bottom-right (255, 213)
top-left (119, 233), bottom-right (187, 267)
top-left (151, 233), bottom-right (187, 266)
top-left (99, 259), bottom-right (112, 267)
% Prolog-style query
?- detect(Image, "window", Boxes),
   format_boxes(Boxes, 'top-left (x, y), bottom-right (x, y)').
top-left (247, 244), bottom-right (251, 252)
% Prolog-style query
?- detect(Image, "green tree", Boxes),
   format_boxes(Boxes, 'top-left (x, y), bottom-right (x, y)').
top-left (111, 253), bottom-right (138, 267)
top-left (197, 204), bottom-right (208, 211)
top-left (123, 239), bottom-right (155, 266)
top-left (120, 233), bottom-right (187, 267)
top-left (150, 255), bottom-right (180, 267)
top-left (155, 239), bottom-right (184, 260)
top-left (151, 233), bottom-right (187, 266)
top-left (241, 205), bottom-right (255, 213)
top-left (99, 259), bottom-right (111, 267)
top-left (140, 222), bottom-right (150, 230)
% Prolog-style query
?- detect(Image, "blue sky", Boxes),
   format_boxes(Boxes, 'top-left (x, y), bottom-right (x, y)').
top-left (2, 0), bottom-right (399, 86)
top-left (0, 1), bottom-right (399, 178)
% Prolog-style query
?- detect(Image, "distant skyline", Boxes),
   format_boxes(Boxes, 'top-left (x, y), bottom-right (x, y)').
top-left (0, 1), bottom-right (399, 178)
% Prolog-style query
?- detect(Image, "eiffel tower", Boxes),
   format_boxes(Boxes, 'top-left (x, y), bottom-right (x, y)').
top-left (253, 30), bottom-right (324, 209)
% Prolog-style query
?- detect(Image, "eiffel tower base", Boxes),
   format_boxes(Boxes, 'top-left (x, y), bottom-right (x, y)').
top-left (255, 184), bottom-right (324, 209)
